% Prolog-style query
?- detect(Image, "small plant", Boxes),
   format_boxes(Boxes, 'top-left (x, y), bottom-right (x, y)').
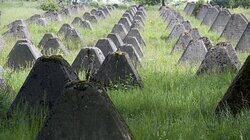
top-left (193, 0), bottom-right (205, 16)
top-left (40, 0), bottom-right (59, 12)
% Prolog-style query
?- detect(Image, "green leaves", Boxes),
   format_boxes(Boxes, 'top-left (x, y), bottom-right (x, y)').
top-left (40, 0), bottom-right (59, 12)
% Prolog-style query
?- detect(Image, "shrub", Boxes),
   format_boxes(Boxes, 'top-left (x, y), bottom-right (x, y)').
top-left (230, 0), bottom-right (250, 8)
top-left (193, 0), bottom-right (205, 16)
top-left (133, 0), bottom-right (161, 5)
top-left (210, 0), bottom-right (230, 7)
top-left (211, 0), bottom-right (250, 8)
top-left (40, 0), bottom-right (59, 11)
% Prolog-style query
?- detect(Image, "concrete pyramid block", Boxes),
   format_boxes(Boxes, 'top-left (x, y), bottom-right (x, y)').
top-left (107, 33), bottom-right (124, 48)
top-left (36, 81), bottom-right (133, 140)
top-left (118, 44), bottom-right (141, 67)
top-left (6, 39), bottom-right (42, 69)
top-left (215, 55), bottom-right (250, 115)
top-left (133, 15), bottom-right (145, 26)
top-left (4, 20), bottom-right (30, 40)
top-left (64, 27), bottom-right (83, 43)
top-left (181, 20), bottom-right (192, 31)
top-left (168, 23), bottom-right (186, 40)
top-left (98, 8), bottom-right (107, 16)
top-left (105, 5), bottom-right (113, 12)
top-left (135, 11), bottom-right (146, 21)
top-left (189, 28), bottom-right (201, 40)
top-left (7, 19), bottom-right (26, 29)
top-left (111, 24), bottom-right (128, 40)
top-left (87, 15), bottom-right (98, 24)
top-left (58, 23), bottom-right (72, 37)
top-left (174, 13), bottom-right (184, 22)
top-left (200, 37), bottom-right (213, 49)
top-left (164, 10), bottom-right (176, 23)
top-left (43, 11), bottom-right (62, 22)
top-left (167, 18), bottom-right (180, 32)
top-left (138, 7), bottom-right (147, 16)
top-left (83, 13), bottom-right (98, 24)
top-left (42, 37), bottom-right (69, 55)
top-left (69, 5), bottom-right (79, 14)
top-left (102, 7), bottom-right (111, 16)
top-left (172, 32), bottom-right (193, 54)
top-left (26, 14), bottom-right (47, 26)
top-left (90, 9), bottom-right (97, 15)
top-left (126, 10), bottom-right (134, 17)
top-left (71, 47), bottom-right (105, 74)
top-left (38, 33), bottom-right (56, 48)
top-left (94, 38), bottom-right (117, 57)
top-left (71, 17), bottom-right (83, 26)
top-left (94, 10), bottom-right (106, 19)
top-left (165, 12), bottom-right (178, 25)
top-left (27, 14), bottom-right (41, 21)
top-left (125, 9), bottom-right (134, 17)
top-left (90, 52), bottom-right (143, 88)
top-left (122, 13), bottom-right (133, 23)
top-left (7, 55), bottom-right (79, 116)
top-left (202, 6), bottom-right (220, 28)
top-left (236, 23), bottom-right (250, 53)
top-left (72, 17), bottom-right (92, 30)
top-left (59, 8), bottom-right (72, 16)
top-left (221, 14), bottom-right (248, 47)
top-left (82, 12), bottom-right (91, 19)
top-left (196, 42), bottom-right (240, 75)
top-left (185, 2), bottom-right (195, 15)
top-left (217, 42), bottom-right (241, 69)
top-left (127, 28), bottom-right (146, 47)
top-left (11, 25), bottom-right (30, 39)
top-left (196, 4), bottom-right (211, 21)
top-left (131, 19), bottom-right (144, 30)
top-left (179, 38), bottom-right (208, 65)
top-left (123, 36), bottom-right (143, 58)
top-left (209, 8), bottom-right (231, 35)
top-left (118, 17), bottom-right (132, 31)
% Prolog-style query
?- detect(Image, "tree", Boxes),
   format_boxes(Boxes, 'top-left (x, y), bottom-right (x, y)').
top-left (162, 0), bottom-right (165, 6)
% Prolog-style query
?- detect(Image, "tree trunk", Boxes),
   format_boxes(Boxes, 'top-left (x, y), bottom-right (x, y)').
top-left (162, 0), bottom-right (165, 6)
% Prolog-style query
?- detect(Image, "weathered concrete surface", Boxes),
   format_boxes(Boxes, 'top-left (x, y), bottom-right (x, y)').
top-left (7, 55), bottom-right (79, 116)
top-left (36, 81), bottom-right (133, 140)
top-left (210, 9), bottom-right (231, 35)
top-left (215, 55), bottom-right (250, 116)
top-left (221, 14), bottom-right (248, 47)
top-left (90, 52), bottom-right (143, 88)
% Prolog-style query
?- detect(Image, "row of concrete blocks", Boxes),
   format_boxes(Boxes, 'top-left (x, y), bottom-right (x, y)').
top-left (0, 4), bottom-right (87, 51)
top-left (160, 6), bottom-right (241, 76)
top-left (6, 5), bottom-right (149, 140)
top-left (184, 2), bottom-right (250, 53)
top-left (4, 5), bottom-right (117, 70)
top-left (161, 5), bottom-right (250, 117)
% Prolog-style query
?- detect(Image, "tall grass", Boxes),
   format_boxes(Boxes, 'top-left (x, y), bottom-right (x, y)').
top-left (109, 6), bottom-right (250, 139)
top-left (0, 2), bottom-right (124, 139)
top-left (0, 2), bottom-right (250, 140)
top-left (0, 2), bottom-right (43, 32)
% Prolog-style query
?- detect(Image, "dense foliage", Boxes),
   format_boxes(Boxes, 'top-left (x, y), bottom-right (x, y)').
top-left (211, 0), bottom-right (250, 8)
top-left (40, 0), bottom-right (60, 11)
top-left (193, 0), bottom-right (205, 16)
top-left (132, 0), bottom-right (161, 5)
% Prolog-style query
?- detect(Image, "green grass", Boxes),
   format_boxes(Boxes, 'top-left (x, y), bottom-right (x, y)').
top-left (109, 6), bottom-right (250, 139)
top-left (0, 2), bottom-right (43, 32)
top-left (231, 7), bottom-right (250, 20)
top-left (0, 2), bottom-right (250, 140)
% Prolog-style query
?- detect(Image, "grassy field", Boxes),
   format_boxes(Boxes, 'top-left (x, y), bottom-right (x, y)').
top-left (0, 2), bottom-right (250, 140)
